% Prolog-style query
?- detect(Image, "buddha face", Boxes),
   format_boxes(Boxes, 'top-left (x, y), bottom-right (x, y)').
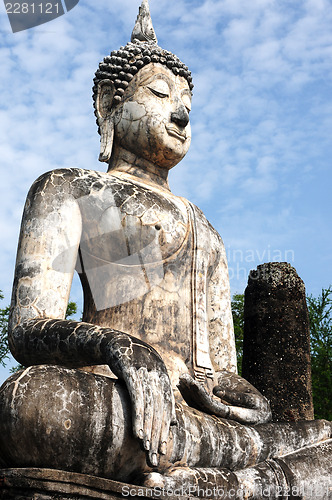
top-left (111, 63), bottom-right (192, 169)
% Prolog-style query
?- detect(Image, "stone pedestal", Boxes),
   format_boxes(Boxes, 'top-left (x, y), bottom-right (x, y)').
top-left (242, 262), bottom-right (314, 422)
top-left (0, 468), bottom-right (190, 500)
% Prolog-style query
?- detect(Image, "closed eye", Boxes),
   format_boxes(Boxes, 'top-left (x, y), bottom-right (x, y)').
top-left (148, 87), bottom-right (169, 98)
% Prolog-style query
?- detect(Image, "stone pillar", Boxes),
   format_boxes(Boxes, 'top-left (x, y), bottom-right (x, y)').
top-left (242, 262), bottom-right (314, 422)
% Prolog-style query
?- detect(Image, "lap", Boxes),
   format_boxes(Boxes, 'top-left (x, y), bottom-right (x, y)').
top-left (0, 365), bottom-right (330, 480)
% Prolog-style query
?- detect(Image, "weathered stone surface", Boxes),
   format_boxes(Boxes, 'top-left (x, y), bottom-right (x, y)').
top-left (0, 468), bottom-right (190, 499)
top-left (242, 262), bottom-right (314, 421)
top-left (234, 438), bottom-right (332, 499)
top-left (0, 0), bottom-right (331, 496)
top-left (2, 439), bottom-right (332, 500)
top-left (1, 365), bottom-right (330, 480)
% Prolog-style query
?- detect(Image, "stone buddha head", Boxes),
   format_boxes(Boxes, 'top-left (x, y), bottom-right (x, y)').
top-left (93, 0), bottom-right (193, 170)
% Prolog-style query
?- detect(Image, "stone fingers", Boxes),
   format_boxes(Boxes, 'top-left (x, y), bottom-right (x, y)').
top-left (128, 367), bottom-right (173, 467)
top-left (214, 384), bottom-right (271, 423)
top-left (179, 372), bottom-right (271, 424)
top-left (227, 405), bottom-right (271, 425)
top-left (178, 373), bottom-right (230, 418)
top-left (214, 385), bottom-right (265, 410)
top-left (139, 367), bottom-right (153, 451)
top-left (127, 366), bottom-right (145, 441)
top-left (213, 371), bottom-right (272, 424)
top-left (159, 373), bottom-right (175, 455)
top-left (149, 371), bottom-right (164, 467)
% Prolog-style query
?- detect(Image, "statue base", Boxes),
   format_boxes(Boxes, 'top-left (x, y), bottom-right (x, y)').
top-left (0, 468), bottom-right (189, 500)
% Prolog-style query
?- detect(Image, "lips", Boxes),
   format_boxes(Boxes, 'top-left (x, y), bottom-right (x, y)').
top-left (166, 126), bottom-right (187, 142)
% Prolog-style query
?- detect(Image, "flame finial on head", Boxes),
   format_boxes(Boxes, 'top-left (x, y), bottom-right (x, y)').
top-left (131, 0), bottom-right (158, 44)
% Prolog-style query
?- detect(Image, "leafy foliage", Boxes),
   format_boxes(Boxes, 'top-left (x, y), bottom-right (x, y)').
top-left (66, 301), bottom-right (78, 319)
top-left (307, 287), bottom-right (332, 420)
top-left (0, 292), bottom-right (10, 368)
top-left (231, 294), bottom-right (244, 375)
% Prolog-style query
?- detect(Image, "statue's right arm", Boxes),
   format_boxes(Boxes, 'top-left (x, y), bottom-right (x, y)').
top-left (8, 171), bottom-right (175, 467)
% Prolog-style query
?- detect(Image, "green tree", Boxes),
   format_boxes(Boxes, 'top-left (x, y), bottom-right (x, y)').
top-left (0, 292), bottom-right (10, 368)
top-left (231, 293), bottom-right (244, 375)
top-left (307, 287), bottom-right (332, 420)
top-left (65, 301), bottom-right (78, 319)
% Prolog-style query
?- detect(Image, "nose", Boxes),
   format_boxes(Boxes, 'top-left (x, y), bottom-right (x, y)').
top-left (171, 104), bottom-right (190, 128)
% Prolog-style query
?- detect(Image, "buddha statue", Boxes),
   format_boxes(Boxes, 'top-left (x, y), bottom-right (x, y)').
top-left (0, 1), bottom-right (331, 497)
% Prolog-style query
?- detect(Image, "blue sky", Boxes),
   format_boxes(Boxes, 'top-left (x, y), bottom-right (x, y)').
top-left (0, 0), bottom-right (331, 381)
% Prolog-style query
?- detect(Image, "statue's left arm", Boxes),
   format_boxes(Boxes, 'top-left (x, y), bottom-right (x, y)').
top-left (179, 228), bottom-right (271, 424)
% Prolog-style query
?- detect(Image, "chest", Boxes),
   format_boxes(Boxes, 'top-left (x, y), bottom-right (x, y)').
top-left (78, 179), bottom-right (189, 264)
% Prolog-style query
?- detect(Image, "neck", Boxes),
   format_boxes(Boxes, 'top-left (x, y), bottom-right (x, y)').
top-left (107, 144), bottom-right (171, 192)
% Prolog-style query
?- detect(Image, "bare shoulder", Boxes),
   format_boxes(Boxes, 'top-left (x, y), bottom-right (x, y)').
top-left (27, 168), bottom-right (108, 201)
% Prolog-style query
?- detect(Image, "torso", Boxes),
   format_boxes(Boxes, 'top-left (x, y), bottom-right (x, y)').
top-left (73, 170), bottom-right (197, 390)
top-left (12, 167), bottom-right (236, 391)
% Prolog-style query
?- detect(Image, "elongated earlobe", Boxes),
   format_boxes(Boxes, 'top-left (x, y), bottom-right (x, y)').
top-left (96, 82), bottom-right (115, 163)
top-left (99, 117), bottom-right (114, 162)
